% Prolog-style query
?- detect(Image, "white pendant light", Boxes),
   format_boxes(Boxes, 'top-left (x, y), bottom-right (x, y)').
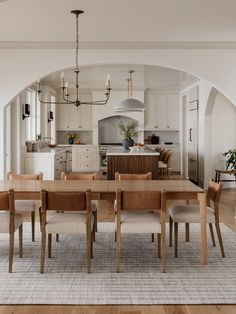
top-left (114, 70), bottom-right (146, 112)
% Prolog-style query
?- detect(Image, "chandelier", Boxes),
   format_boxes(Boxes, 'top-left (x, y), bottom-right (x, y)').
top-left (36, 10), bottom-right (111, 108)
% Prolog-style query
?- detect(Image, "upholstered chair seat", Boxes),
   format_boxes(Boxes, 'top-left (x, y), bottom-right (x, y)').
top-left (0, 212), bottom-right (24, 233)
top-left (169, 204), bottom-right (215, 223)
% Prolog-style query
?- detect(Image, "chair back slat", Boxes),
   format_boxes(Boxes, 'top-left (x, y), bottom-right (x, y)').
top-left (119, 191), bottom-right (163, 210)
top-left (115, 172), bottom-right (152, 181)
top-left (207, 181), bottom-right (222, 203)
top-left (41, 191), bottom-right (89, 211)
top-left (61, 172), bottom-right (98, 180)
top-left (8, 172), bottom-right (43, 180)
top-left (0, 190), bottom-right (14, 211)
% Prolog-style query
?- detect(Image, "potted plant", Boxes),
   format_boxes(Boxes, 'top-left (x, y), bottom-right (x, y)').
top-left (223, 148), bottom-right (236, 170)
top-left (67, 133), bottom-right (77, 144)
top-left (118, 119), bottom-right (139, 149)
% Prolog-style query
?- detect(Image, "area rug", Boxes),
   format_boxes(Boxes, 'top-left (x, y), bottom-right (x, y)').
top-left (0, 222), bottom-right (236, 304)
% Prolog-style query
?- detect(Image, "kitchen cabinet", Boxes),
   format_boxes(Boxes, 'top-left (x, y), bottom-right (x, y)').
top-left (144, 91), bottom-right (179, 130)
top-left (57, 93), bottom-right (92, 131)
top-left (72, 145), bottom-right (99, 172)
top-left (23, 148), bottom-right (68, 180)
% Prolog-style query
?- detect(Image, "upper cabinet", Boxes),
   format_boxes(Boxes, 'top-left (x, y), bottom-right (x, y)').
top-left (57, 93), bottom-right (92, 131)
top-left (144, 91), bottom-right (179, 131)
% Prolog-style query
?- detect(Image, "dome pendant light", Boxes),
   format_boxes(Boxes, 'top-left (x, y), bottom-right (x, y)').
top-left (114, 70), bottom-right (145, 112)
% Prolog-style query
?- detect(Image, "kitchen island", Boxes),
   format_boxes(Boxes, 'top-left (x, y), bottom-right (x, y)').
top-left (107, 147), bottom-right (160, 179)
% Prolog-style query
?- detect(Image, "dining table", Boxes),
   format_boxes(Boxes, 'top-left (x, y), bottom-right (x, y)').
top-left (0, 179), bottom-right (207, 265)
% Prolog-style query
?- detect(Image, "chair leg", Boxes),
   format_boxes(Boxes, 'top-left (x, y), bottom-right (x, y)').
top-left (92, 220), bottom-right (96, 242)
top-left (116, 227), bottom-right (121, 273)
top-left (90, 231), bottom-right (93, 259)
top-left (209, 223), bottom-right (216, 247)
top-left (19, 224), bottom-right (23, 258)
top-left (9, 230), bottom-right (14, 273)
top-left (31, 211), bottom-right (35, 242)
top-left (56, 234), bottom-right (59, 242)
top-left (174, 222), bottom-right (178, 258)
top-left (151, 233), bottom-right (155, 242)
top-left (40, 230), bottom-right (46, 273)
top-left (115, 230), bottom-right (117, 242)
top-left (185, 223), bottom-right (190, 242)
top-left (48, 234), bottom-right (52, 258)
top-left (215, 223), bottom-right (225, 258)
top-left (94, 210), bottom-right (98, 232)
top-left (169, 216), bottom-right (173, 247)
top-left (157, 233), bottom-right (161, 258)
top-left (161, 230), bottom-right (166, 273)
top-left (87, 226), bottom-right (91, 274)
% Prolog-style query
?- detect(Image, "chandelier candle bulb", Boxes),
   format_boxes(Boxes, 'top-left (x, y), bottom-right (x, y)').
top-left (37, 80), bottom-right (41, 92)
top-left (65, 82), bottom-right (69, 96)
top-left (60, 72), bottom-right (65, 88)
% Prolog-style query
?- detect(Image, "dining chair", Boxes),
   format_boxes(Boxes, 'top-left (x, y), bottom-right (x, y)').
top-left (158, 150), bottom-right (173, 180)
top-left (169, 180), bottom-right (225, 257)
top-left (40, 189), bottom-right (94, 273)
top-left (0, 190), bottom-right (24, 272)
top-left (7, 172), bottom-right (43, 242)
top-left (114, 172), bottom-right (154, 241)
top-left (115, 189), bottom-right (166, 272)
top-left (61, 172), bottom-right (98, 240)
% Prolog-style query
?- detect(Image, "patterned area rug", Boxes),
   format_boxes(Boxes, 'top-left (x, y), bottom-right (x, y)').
top-left (0, 222), bottom-right (235, 304)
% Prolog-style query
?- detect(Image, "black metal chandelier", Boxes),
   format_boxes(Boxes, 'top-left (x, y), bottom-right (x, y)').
top-left (37, 10), bottom-right (111, 108)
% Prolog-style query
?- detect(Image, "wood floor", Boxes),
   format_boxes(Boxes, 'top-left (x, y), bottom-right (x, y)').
top-left (0, 188), bottom-right (235, 314)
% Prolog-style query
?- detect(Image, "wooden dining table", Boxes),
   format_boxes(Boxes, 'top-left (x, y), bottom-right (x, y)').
top-left (0, 179), bottom-right (207, 265)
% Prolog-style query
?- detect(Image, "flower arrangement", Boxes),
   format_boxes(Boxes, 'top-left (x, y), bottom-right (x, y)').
top-left (118, 119), bottom-right (139, 139)
top-left (67, 133), bottom-right (77, 140)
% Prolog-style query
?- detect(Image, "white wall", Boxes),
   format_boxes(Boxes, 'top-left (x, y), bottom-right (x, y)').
top-left (209, 92), bottom-right (236, 185)
top-left (1, 47), bottom-right (236, 178)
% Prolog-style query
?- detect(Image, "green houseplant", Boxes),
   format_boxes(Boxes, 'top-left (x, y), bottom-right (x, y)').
top-left (118, 119), bottom-right (139, 149)
top-left (223, 148), bottom-right (236, 170)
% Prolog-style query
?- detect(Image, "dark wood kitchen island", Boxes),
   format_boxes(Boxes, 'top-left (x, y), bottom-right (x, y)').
top-left (107, 147), bottom-right (160, 179)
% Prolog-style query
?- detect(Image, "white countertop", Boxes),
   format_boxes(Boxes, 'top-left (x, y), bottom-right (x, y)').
top-left (106, 147), bottom-right (160, 156)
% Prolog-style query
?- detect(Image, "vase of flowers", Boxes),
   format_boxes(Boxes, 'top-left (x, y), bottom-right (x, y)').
top-left (67, 133), bottom-right (77, 144)
top-left (118, 119), bottom-right (139, 150)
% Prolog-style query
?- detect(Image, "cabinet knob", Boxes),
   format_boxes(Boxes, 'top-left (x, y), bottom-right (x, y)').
top-left (167, 126), bottom-right (170, 128)
top-left (67, 126), bottom-right (69, 128)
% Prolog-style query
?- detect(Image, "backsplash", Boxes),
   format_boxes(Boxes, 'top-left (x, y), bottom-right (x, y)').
top-left (144, 131), bottom-right (179, 144)
top-left (56, 131), bottom-right (92, 144)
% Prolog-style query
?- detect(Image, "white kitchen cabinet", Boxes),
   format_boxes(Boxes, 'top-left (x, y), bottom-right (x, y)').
top-left (23, 148), bottom-right (68, 180)
top-left (57, 93), bottom-right (92, 131)
top-left (72, 145), bottom-right (99, 172)
top-left (145, 91), bottom-right (179, 130)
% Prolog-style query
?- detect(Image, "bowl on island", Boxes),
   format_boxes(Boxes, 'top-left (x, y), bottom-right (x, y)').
top-left (129, 146), bottom-right (137, 152)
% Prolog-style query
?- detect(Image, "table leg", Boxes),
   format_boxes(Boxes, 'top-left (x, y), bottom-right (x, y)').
top-left (198, 192), bottom-right (207, 265)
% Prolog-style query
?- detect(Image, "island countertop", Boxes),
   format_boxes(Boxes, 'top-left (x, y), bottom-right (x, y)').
top-left (106, 146), bottom-right (160, 156)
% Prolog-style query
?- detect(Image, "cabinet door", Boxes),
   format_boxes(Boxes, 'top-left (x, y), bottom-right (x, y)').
top-left (57, 104), bottom-right (70, 130)
top-left (80, 94), bottom-right (92, 130)
top-left (69, 104), bottom-right (81, 130)
top-left (167, 94), bottom-right (179, 130)
top-left (144, 93), bottom-right (156, 129)
top-left (156, 94), bottom-right (168, 129)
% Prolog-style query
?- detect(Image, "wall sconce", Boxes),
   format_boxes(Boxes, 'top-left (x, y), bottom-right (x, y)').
top-left (22, 103), bottom-right (30, 120)
top-left (48, 111), bottom-right (54, 123)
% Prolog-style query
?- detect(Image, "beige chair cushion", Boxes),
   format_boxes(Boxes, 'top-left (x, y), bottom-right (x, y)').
top-left (169, 204), bottom-right (215, 223)
top-left (15, 200), bottom-right (40, 213)
top-left (0, 212), bottom-right (24, 233)
top-left (46, 212), bottom-right (94, 234)
top-left (115, 211), bottom-right (161, 233)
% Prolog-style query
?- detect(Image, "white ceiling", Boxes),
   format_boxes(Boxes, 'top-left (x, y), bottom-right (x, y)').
top-left (0, 0), bottom-right (236, 42)
top-left (42, 64), bottom-right (195, 90)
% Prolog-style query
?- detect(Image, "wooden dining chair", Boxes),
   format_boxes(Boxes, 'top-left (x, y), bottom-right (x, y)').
top-left (61, 172), bottom-right (98, 239)
top-left (114, 172), bottom-right (154, 241)
top-left (115, 189), bottom-right (166, 273)
top-left (0, 190), bottom-right (24, 272)
top-left (158, 150), bottom-right (173, 180)
top-left (7, 172), bottom-right (43, 242)
top-left (40, 190), bottom-right (93, 273)
top-left (169, 180), bottom-right (225, 257)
